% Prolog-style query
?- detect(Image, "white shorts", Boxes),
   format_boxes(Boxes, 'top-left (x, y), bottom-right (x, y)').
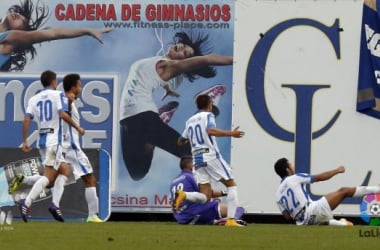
top-left (63, 148), bottom-right (93, 179)
top-left (297, 197), bottom-right (333, 225)
top-left (194, 157), bottom-right (233, 184)
top-left (39, 145), bottom-right (67, 170)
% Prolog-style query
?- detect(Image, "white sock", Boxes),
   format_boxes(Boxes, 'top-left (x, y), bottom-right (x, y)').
top-left (85, 187), bottom-right (99, 217)
top-left (52, 175), bottom-right (68, 207)
top-left (25, 176), bottom-right (49, 207)
top-left (226, 186), bottom-right (239, 219)
top-left (185, 192), bottom-right (207, 203)
top-left (23, 175), bottom-right (42, 185)
top-left (353, 186), bottom-right (380, 197)
top-left (328, 219), bottom-right (348, 226)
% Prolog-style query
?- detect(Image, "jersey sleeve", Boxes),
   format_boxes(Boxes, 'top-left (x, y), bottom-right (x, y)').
top-left (294, 173), bottom-right (314, 184)
top-left (25, 98), bottom-right (34, 118)
top-left (180, 124), bottom-right (188, 140)
top-left (56, 91), bottom-right (69, 113)
top-left (54, 90), bottom-right (69, 113)
top-left (206, 113), bottom-right (216, 129)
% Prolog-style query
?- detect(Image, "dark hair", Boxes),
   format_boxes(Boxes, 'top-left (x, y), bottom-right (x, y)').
top-left (173, 31), bottom-right (216, 82)
top-left (40, 70), bottom-right (56, 87)
top-left (63, 73), bottom-right (80, 92)
top-left (179, 156), bottom-right (193, 170)
top-left (196, 94), bottom-right (212, 110)
top-left (1, 0), bottom-right (49, 71)
top-left (274, 158), bottom-right (289, 178)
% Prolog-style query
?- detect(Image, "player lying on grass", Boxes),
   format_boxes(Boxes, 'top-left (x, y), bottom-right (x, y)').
top-left (274, 157), bottom-right (380, 226)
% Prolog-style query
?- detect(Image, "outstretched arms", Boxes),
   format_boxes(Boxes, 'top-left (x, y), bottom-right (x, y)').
top-left (313, 166), bottom-right (345, 182)
top-left (3, 27), bottom-right (113, 50)
top-left (207, 126), bottom-right (244, 138)
top-left (159, 54), bottom-right (233, 81)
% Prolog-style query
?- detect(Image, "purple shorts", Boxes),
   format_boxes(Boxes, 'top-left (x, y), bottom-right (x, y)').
top-left (174, 200), bottom-right (220, 225)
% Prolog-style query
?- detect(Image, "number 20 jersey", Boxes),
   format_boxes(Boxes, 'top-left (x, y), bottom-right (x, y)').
top-left (181, 111), bottom-right (221, 164)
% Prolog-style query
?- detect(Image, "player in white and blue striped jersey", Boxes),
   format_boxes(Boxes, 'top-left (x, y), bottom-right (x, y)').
top-left (61, 73), bottom-right (103, 223)
top-left (275, 157), bottom-right (380, 226)
top-left (177, 94), bottom-right (245, 227)
top-left (20, 70), bottom-right (84, 222)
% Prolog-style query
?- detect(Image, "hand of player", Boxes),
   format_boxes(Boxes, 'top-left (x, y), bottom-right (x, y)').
top-left (22, 142), bottom-right (31, 153)
top-left (78, 127), bottom-right (85, 136)
top-left (336, 166), bottom-right (345, 173)
top-left (231, 126), bottom-right (245, 138)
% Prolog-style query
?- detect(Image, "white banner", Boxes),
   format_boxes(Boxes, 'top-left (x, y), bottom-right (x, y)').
top-left (233, 0), bottom-right (379, 215)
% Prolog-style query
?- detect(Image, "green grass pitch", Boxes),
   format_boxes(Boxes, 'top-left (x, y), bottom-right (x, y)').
top-left (1, 222), bottom-right (380, 249)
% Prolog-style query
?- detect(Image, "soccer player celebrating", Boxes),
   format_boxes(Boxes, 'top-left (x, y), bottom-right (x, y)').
top-left (274, 157), bottom-right (380, 226)
top-left (176, 94), bottom-right (245, 227)
top-left (20, 70), bottom-right (84, 222)
top-left (10, 73), bottom-right (103, 222)
top-left (61, 73), bottom-right (103, 223)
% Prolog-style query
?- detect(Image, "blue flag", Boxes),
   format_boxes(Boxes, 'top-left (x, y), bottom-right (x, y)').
top-left (357, 1), bottom-right (380, 118)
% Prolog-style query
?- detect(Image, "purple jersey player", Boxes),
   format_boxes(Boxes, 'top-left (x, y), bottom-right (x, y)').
top-left (170, 156), bottom-right (245, 225)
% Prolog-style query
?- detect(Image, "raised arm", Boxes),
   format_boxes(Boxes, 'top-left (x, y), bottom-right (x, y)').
top-left (3, 27), bottom-right (113, 49)
top-left (159, 54), bottom-right (233, 81)
top-left (313, 166), bottom-right (345, 182)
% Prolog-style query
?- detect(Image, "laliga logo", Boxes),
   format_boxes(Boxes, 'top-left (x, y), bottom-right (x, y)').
top-left (0, 209), bottom-right (13, 230)
top-left (360, 194), bottom-right (380, 226)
